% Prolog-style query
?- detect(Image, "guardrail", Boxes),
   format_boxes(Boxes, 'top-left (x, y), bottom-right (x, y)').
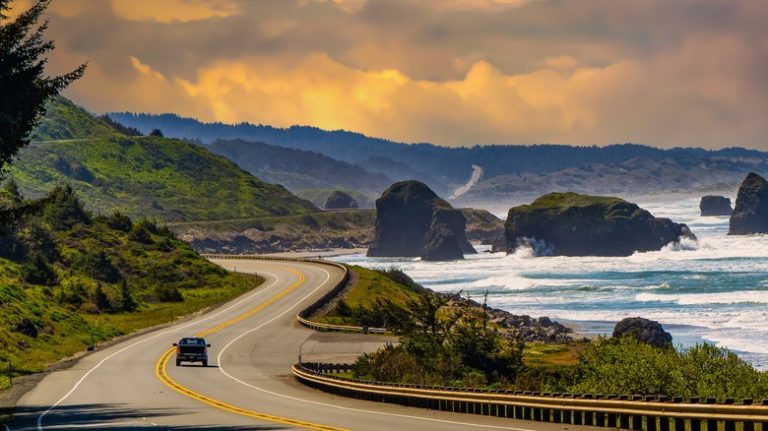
top-left (294, 363), bottom-right (768, 431)
top-left (202, 254), bottom-right (386, 333)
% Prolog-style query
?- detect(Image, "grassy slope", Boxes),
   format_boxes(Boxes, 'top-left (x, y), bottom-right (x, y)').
top-left (10, 97), bottom-right (317, 222)
top-left (0, 206), bottom-right (261, 390)
top-left (316, 266), bottom-right (423, 326)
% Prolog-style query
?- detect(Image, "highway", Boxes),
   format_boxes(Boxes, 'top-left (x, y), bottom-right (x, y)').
top-left (9, 259), bottom-right (600, 430)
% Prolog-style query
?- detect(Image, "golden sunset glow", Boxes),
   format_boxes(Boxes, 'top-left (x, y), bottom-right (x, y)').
top-left (35, 0), bottom-right (768, 148)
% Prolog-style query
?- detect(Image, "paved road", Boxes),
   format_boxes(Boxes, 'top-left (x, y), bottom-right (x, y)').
top-left (9, 259), bottom-right (602, 430)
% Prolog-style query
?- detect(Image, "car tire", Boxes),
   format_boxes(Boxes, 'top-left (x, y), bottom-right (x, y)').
top-left (176, 359), bottom-right (181, 366)
top-left (202, 360), bottom-right (208, 367)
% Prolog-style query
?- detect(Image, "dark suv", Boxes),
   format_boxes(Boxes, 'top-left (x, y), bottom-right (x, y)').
top-left (173, 337), bottom-right (210, 367)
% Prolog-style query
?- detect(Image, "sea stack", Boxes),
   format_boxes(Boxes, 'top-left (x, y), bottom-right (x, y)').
top-left (729, 172), bottom-right (768, 235)
top-left (699, 196), bottom-right (732, 216)
top-left (504, 192), bottom-right (695, 257)
top-left (367, 180), bottom-right (476, 261)
top-left (324, 190), bottom-right (358, 209)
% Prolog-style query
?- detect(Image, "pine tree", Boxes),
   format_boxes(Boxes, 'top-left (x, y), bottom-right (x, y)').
top-left (0, 0), bottom-right (86, 173)
top-left (93, 283), bottom-right (111, 312)
top-left (119, 279), bottom-right (137, 312)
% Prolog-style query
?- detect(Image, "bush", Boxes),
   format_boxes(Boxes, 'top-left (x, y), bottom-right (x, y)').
top-left (105, 211), bottom-right (133, 232)
top-left (42, 184), bottom-right (91, 230)
top-left (76, 251), bottom-right (122, 283)
top-left (23, 254), bottom-right (58, 286)
top-left (153, 284), bottom-right (184, 302)
top-left (570, 337), bottom-right (768, 400)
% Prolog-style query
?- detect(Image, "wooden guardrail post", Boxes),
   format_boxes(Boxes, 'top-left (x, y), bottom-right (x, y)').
top-left (672, 396), bottom-right (685, 431)
top-left (761, 399), bottom-right (768, 431)
top-left (705, 398), bottom-right (718, 431)
top-left (742, 399), bottom-right (754, 431)
top-left (688, 397), bottom-right (702, 431)
top-left (618, 396), bottom-right (631, 429)
top-left (724, 398), bottom-right (736, 431)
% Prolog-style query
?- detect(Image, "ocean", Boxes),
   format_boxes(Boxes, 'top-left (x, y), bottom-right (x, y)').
top-left (335, 196), bottom-right (768, 370)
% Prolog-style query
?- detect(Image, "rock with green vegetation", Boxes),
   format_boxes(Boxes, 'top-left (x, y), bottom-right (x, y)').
top-left (324, 190), bottom-right (358, 209)
top-left (504, 192), bottom-right (695, 257)
top-left (12, 97), bottom-right (317, 222)
top-left (612, 317), bottom-right (672, 348)
top-left (699, 195), bottom-right (732, 216)
top-left (367, 181), bottom-right (476, 261)
top-left (729, 172), bottom-right (768, 235)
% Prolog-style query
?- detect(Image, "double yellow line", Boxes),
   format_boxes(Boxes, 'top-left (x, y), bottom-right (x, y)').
top-left (154, 267), bottom-right (349, 431)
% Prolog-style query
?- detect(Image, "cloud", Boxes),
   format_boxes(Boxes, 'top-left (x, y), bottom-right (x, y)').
top-left (36, 0), bottom-right (768, 149)
top-left (111, 0), bottom-right (240, 23)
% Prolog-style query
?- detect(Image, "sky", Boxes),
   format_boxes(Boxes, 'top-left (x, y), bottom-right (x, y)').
top-left (13, 0), bottom-right (768, 149)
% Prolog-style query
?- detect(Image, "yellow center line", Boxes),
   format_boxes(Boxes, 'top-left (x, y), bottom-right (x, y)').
top-left (155, 266), bottom-right (349, 431)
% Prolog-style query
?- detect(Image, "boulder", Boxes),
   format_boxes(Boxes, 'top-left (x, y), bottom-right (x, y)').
top-left (324, 191), bottom-right (359, 210)
top-left (613, 317), bottom-right (672, 348)
top-left (504, 192), bottom-right (695, 257)
top-left (729, 172), bottom-right (768, 235)
top-left (367, 180), bottom-right (476, 261)
top-left (699, 195), bottom-right (732, 216)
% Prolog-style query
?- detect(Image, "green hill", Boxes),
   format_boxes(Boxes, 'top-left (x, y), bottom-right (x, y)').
top-left (0, 185), bottom-right (261, 386)
top-left (9, 97), bottom-right (317, 222)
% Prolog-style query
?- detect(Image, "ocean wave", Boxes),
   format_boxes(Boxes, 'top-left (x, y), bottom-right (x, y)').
top-left (635, 290), bottom-right (768, 305)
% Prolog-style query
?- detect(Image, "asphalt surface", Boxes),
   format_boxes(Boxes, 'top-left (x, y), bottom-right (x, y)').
top-left (8, 259), bottom-right (603, 430)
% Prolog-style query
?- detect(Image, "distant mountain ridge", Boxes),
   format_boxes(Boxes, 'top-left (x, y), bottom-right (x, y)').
top-left (108, 112), bottom-right (768, 203)
top-left (208, 139), bottom-right (393, 199)
top-left (10, 98), bottom-right (317, 222)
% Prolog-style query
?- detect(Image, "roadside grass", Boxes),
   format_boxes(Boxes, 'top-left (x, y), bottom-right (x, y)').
top-left (523, 342), bottom-right (584, 370)
top-left (0, 271), bottom-right (261, 390)
top-left (315, 265), bottom-right (423, 326)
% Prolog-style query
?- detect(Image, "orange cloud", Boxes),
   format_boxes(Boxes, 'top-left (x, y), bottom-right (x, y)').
top-left (111, 0), bottom-right (240, 23)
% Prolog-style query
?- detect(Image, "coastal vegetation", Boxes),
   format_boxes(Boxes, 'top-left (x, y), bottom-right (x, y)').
top-left (321, 266), bottom-right (768, 401)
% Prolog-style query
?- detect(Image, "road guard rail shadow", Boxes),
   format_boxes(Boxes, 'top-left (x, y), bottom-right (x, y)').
top-left (201, 254), bottom-right (385, 334)
top-left (293, 362), bottom-right (768, 431)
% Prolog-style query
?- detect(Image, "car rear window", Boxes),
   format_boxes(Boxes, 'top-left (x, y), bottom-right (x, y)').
top-left (180, 338), bottom-right (204, 345)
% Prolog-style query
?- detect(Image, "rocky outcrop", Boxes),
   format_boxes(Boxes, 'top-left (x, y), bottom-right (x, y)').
top-left (504, 192), bottom-right (695, 257)
top-left (445, 293), bottom-right (574, 343)
top-left (700, 196), bottom-right (732, 216)
top-left (613, 317), bottom-right (672, 348)
top-left (367, 181), bottom-right (476, 261)
top-left (324, 191), bottom-right (359, 209)
top-left (729, 172), bottom-right (768, 235)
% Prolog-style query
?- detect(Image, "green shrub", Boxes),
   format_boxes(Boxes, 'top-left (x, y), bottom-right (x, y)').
top-left (570, 337), bottom-right (768, 400)
top-left (153, 284), bottom-right (184, 302)
top-left (23, 254), bottom-right (58, 286)
top-left (42, 184), bottom-right (91, 230)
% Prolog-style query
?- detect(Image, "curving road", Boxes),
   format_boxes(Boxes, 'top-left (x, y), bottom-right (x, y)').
top-left (9, 259), bottom-right (600, 430)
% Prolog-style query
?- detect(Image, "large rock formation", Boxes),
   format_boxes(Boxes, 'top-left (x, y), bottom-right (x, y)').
top-left (729, 172), bottom-right (768, 235)
top-left (367, 181), bottom-right (476, 261)
top-left (504, 192), bottom-right (695, 257)
top-left (699, 195), bottom-right (732, 216)
top-left (324, 190), bottom-right (358, 209)
top-left (613, 317), bottom-right (672, 348)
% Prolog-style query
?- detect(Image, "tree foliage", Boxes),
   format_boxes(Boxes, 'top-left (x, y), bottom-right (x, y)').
top-left (354, 292), bottom-right (525, 387)
top-left (0, 0), bottom-right (86, 173)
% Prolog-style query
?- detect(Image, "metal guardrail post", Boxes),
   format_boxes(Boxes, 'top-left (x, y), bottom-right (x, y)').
top-left (724, 398), bottom-right (736, 431)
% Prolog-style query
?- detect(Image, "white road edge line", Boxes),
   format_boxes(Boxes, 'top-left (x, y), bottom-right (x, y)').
top-left (217, 266), bottom-right (536, 431)
top-left (36, 269), bottom-right (281, 431)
